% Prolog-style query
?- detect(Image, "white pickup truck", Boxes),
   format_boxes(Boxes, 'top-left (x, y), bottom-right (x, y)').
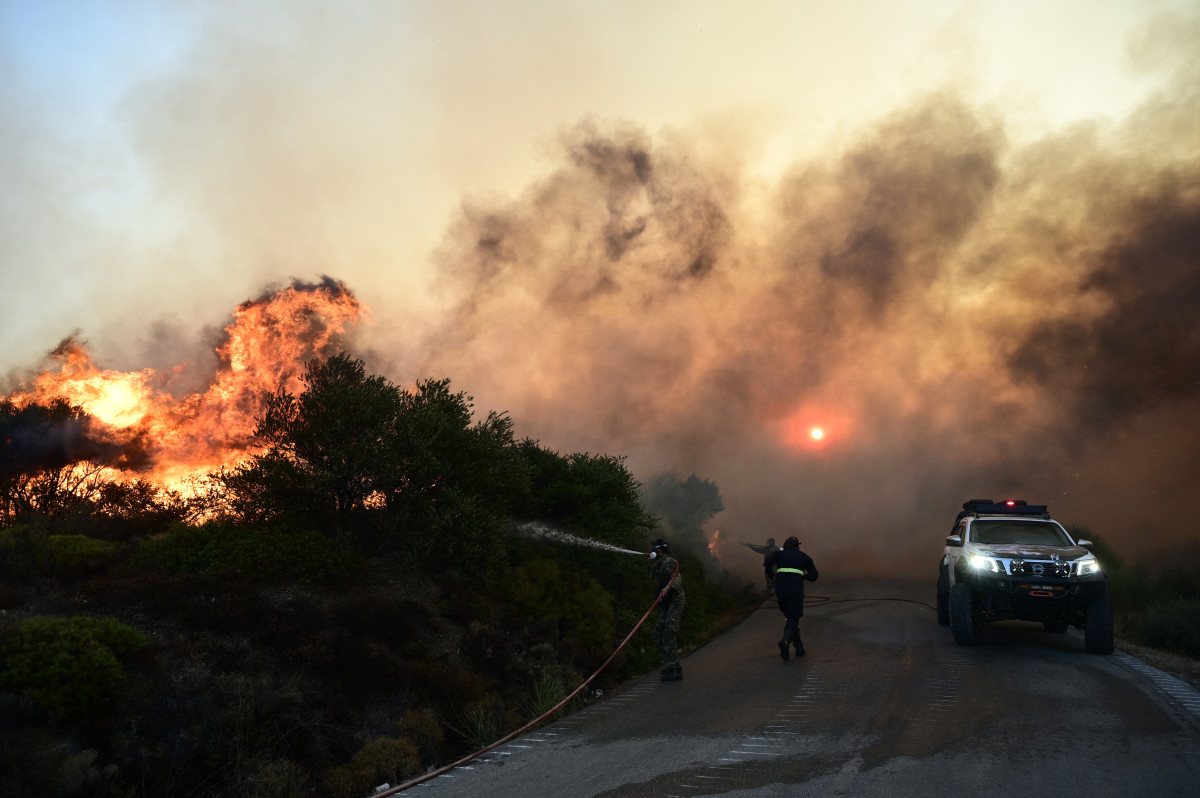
top-left (937, 499), bottom-right (1113, 654)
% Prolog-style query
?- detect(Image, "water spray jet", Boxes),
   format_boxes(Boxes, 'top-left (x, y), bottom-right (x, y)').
top-left (514, 521), bottom-right (647, 556)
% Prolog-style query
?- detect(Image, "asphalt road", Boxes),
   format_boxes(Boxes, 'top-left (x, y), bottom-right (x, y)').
top-left (401, 577), bottom-right (1200, 797)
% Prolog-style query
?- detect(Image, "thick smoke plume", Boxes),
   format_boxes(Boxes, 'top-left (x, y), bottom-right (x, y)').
top-left (4, 4), bottom-right (1198, 583)
top-left (408, 81), bottom-right (1198, 579)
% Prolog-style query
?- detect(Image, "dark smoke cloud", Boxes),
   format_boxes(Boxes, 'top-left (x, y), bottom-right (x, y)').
top-left (1011, 192), bottom-right (1200, 430)
top-left (1, 397), bottom-right (150, 480)
top-left (409, 67), bottom-right (1199, 580)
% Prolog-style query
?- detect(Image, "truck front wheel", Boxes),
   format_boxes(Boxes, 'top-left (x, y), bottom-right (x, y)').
top-left (1084, 590), bottom-right (1115, 654)
top-left (950, 582), bottom-right (981, 646)
top-left (937, 569), bottom-right (951, 626)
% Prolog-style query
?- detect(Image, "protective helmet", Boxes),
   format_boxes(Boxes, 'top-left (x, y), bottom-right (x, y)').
top-left (652, 538), bottom-right (669, 551)
top-left (784, 536), bottom-right (801, 549)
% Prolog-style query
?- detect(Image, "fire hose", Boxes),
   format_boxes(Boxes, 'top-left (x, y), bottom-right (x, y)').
top-left (373, 560), bottom-right (678, 796)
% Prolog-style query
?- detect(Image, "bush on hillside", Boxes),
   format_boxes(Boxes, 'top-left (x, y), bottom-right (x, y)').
top-left (131, 521), bottom-right (360, 586)
top-left (1123, 599), bottom-right (1200, 659)
top-left (0, 525), bottom-right (51, 578)
top-left (324, 736), bottom-right (421, 797)
top-left (505, 555), bottom-right (616, 660)
top-left (0, 615), bottom-right (150, 720)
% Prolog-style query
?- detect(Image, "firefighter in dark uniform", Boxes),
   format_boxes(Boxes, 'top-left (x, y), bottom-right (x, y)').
top-left (764, 536), bottom-right (818, 660)
top-left (649, 538), bottom-right (686, 681)
top-left (742, 538), bottom-right (778, 590)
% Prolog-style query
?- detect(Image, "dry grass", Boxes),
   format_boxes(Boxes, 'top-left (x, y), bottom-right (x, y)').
top-left (1118, 638), bottom-right (1200, 691)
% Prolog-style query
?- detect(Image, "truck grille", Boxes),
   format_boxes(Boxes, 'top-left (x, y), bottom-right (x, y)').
top-left (1009, 560), bottom-right (1071, 577)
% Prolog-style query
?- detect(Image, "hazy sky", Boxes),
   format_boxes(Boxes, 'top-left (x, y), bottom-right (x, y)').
top-left (3, 0), bottom-right (1198, 577)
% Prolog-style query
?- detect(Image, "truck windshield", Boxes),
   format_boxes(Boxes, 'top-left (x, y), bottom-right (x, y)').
top-left (970, 520), bottom-right (1072, 546)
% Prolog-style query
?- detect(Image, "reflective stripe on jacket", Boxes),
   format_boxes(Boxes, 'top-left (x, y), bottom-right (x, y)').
top-left (764, 547), bottom-right (819, 587)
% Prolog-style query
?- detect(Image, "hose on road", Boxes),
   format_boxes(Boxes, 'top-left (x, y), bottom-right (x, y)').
top-left (373, 561), bottom-right (679, 796)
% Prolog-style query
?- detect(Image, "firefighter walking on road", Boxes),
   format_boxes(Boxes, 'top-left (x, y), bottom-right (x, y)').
top-left (764, 536), bottom-right (818, 660)
top-left (649, 538), bottom-right (686, 681)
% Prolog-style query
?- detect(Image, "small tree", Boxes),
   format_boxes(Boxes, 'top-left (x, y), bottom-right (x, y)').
top-left (0, 399), bottom-right (175, 536)
top-left (385, 379), bottom-right (529, 578)
top-left (221, 353), bottom-right (405, 533)
top-left (212, 356), bottom-right (529, 579)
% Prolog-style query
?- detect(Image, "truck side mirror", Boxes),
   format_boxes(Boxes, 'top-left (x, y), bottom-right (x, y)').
top-left (1076, 539), bottom-right (1093, 547)
top-left (946, 535), bottom-right (963, 548)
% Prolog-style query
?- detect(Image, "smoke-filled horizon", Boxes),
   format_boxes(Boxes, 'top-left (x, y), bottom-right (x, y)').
top-left (3, 1), bottom-right (1198, 582)
top-left (390, 81), bottom-right (1199, 580)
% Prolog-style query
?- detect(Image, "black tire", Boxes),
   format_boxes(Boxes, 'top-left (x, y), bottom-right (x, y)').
top-left (1043, 618), bottom-right (1069, 633)
top-left (936, 569), bottom-right (951, 626)
top-left (1085, 590), bottom-right (1115, 654)
top-left (949, 582), bottom-right (981, 646)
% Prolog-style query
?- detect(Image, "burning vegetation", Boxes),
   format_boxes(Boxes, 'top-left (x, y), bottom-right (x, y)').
top-left (0, 277), bottom-right (754, 797)
top-left (5, 276), bottom-right (362, 494)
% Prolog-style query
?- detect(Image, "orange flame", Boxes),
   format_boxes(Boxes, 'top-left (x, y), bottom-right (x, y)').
top-left (7, 279), bottom-right (363, 490)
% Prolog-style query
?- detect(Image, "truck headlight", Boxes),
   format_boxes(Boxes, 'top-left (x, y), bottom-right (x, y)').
top-left (969, 554), bottom-right (1001, 573)
top-left (1075, 559), bottom-right (1102, 576)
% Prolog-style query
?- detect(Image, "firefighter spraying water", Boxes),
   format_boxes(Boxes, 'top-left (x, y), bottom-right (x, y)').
top-left (648, 538), bottom-right (686, 681)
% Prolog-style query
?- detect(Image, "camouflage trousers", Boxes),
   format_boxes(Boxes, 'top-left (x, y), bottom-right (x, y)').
top-left (653, 595), bottom-right (686, 669)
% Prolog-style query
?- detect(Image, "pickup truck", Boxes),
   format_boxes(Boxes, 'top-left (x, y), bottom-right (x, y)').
top-left (937, 499), bottom-right (1113, 654)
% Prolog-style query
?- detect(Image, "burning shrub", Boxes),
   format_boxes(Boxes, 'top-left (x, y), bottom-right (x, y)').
top-left (0, 615), bottom-right (151, 720)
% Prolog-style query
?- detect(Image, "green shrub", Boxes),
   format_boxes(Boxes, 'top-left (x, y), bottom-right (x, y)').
top-left (248, 758), bottom-right (309, 798)
top-left (0, 529), bottom-right (119, 579)
top-left (323, 736), bottom-right (420, 797)
top-left (447, 695), bottom-right (512, 750)
top-left (0, 525), bottom-right (52, 577)
top-left (1124, 598), bottom-right (1200, 659)
top-left (613, 603), bottom-right (661, 677)
top-left (1157, 567), bottom-right (1200, 600)
top-left (0, 615), bottom-right (150, 720)
top-left (47, 534), bottom-right (119, 570)
top-left (395, 490), bottom-right (509, 581)
top-left (397, 708), bottom-right (445, 765)
top-left (520, 667), bottom-right (571, 722)
top-left (131, 521), bottom-right (360, 586)
top-left (506, 556), bottom-right (615, 659)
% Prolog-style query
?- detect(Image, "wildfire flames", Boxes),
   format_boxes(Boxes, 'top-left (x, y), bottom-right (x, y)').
top-left (708, 528), bottom-right (721, 561)
top-left (6, 277), bottom-right (362, 490)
